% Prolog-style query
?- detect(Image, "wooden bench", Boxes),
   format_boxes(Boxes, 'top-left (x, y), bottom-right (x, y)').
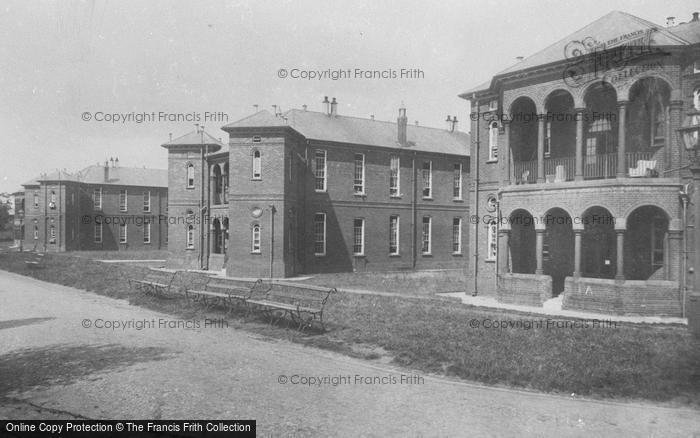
top-left (246, 281), bottom-right (336, 331)
top-left (129, 269), bottom-right (177, 297)
top-left (185, 277), bottom-right (264, 312)
top-left (25, 253), bottom-right (45, 269)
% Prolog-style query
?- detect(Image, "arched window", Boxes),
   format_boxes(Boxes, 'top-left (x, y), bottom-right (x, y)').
top-left (486, 220), bottom-right (497, 261)
top-left (252, 150), bottom-right (262, 180)
top-left (694, 87), bottom-right (700, 111)
top-left (489, 121), bottom-right (499, 161)
top-left (251, 224), bottom-right (261, 253)
top-left (186, 225), bottom-right (195, 249)
top-left (186, 163), bottom-right (195, 188)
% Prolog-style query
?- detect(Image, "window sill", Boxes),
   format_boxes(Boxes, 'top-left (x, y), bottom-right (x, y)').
top-left (144, 242), bottom-right (151, 245)
top-left (186, 187), bottom-right (195, 190)
top-left (251, 178), bottom-right (262, 181)
top-left (452, 252), bottom-right (463, 256)
top-left (314, 190), bottom-right (327, 194)
top-left (452, 198), bottom-right (463, 202)
top-left (353, 254), bottom-right (365, 257)
top-left (421, 253), bottom-right (432, 257)
top-left (251, 251), bottom-right (261, 255)
top-left (314, 253), bottom-right (326, 257)
top-left (389, 253), bottom-right (401, 257)
top-left (484, 258), bottom-right (496, 263)
top-left (422, 197), bottom-right (433, 201)
top-left (390, 195), bottom-right (401, 199)
top-left (486, 159), bottom-right (498, 164)
top-left (354, 193), bottom-right (366, 197)
top-left (185, 248), bottom-right (195, 251)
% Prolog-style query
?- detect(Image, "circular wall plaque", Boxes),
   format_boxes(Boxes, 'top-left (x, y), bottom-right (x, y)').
top-left (251, 207), bottom-right (263, 218)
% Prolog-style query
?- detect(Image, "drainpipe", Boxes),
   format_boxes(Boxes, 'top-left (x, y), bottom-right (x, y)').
top-left (472, 93), bottom-right (480, 296)
top-left (205, 153), bottom-right (211, 270)
top-left (682, 193), bottom-right (689, 318)
top-left (269, 204), bottom-right (275, 278)
top-left (411, 152), bottom-right (417, 269)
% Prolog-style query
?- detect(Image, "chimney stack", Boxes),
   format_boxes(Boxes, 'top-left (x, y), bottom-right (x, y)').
top-left (322, 96), bottom-right (330, 115)
top-left (169, 133), bottom-right (173, 141)
top-left (452, 116), bottom-right (458, 132)
top-left (114, 157), bottom-right (119, 168)
top-left (397, 104), bottom-right (408, 146)
top-left (370, 115), bottom-right (375, 121)
top-left (516, 56), bottom-right (524, 62)
top-left (446, 115), bottom-right (453, 130)
top-left (666, 16), bottom-right (675, 26)
top-left (104, 160), bottom-right (109, 182)
top-left (330, 97), bottom-right (338, 117)
top-left (302, 104), bottom-right (307, 111)
top-left (693, 12), bottom-right (699, 22)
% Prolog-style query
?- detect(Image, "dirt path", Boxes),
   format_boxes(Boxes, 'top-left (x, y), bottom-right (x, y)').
top-left (0, 270), bottom-right (698, 437)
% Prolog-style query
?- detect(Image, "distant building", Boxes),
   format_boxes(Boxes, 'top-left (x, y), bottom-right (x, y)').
top-left (162, 101), bottom-right (470, 278)
top-left (463, 11), bottom-right (700, 316)
top-left (19, 160), bottom-right (168, 251)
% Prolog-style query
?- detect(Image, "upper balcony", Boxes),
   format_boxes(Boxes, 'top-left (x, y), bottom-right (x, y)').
top-left (499, 77), bottom-right (676, 186)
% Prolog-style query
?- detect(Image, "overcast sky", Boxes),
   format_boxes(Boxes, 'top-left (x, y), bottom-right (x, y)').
top-left (1, 0), bottom-right (698, 193)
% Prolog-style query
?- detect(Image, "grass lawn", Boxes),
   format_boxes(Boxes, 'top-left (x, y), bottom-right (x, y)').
top-left (60, 250), bottom-right (170, 261)
top-left (302, 269), bottom-right (469, 297)
top-left (1, 251), bottom-right (699, 407)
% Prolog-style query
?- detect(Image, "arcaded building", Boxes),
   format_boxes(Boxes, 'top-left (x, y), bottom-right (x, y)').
top-left (163, 101), bottom-right (470, 278)
top-left (463, 11), bottom-right (700, 316)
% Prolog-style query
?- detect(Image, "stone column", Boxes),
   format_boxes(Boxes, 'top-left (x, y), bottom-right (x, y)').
top-left (573, 228), bottom-right (583, 277)
top-left (209, 173), bottom-right (217, 205)
top-left (669, 97), bottom-right (684, 176)
top-left (503, 123), bottom-right (511, 185)
top-left (498, 227), bottom-right (510, 274)
top-left (535, 226), bottom-right (545, 275)
top-left (616, 101), bottom-right (628, 178)
top-left (575, 107), bottom-right (585, 181)
top-left (537, 117), bottom-right (545, 183)
top-left (615, 230), bottom-right (625, 280)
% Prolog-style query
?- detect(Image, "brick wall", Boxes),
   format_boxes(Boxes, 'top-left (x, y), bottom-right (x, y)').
top-left (497, 273), bottom-right (551, 306)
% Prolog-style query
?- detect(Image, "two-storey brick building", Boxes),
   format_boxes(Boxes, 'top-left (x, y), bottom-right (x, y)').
top-left (463, 11), bottom-right (700, 316)
top-left (20, 160), bottom-right (168, 251)
top-left (163, 102), bottom-right (470, 278)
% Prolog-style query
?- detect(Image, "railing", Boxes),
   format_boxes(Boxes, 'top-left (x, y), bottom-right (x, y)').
top-left (543, 156), bottom-right (575, 182)
top-left (583, 153), bottom-right (616, 180)
top-left (513, 160), bottom-right (538, 184)
top-left (511, 151), bottom-right (661, 184)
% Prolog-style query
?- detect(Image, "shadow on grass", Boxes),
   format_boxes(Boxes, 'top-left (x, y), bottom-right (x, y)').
top-left (0, 317), bottom-right (55, 330)
top-left (0, 344), bottom-right (171, 397)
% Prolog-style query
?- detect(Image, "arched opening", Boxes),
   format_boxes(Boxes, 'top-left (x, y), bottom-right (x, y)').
top-left (212, 218), bottom-right (222, 254)
top-left (583, 82), bottom-right (618, 179)
top-left (581, 206), bottom-right (616, 278)
top-left (252, 150), bottom-right (262, 179)
top-left (543, 208), bottom-right (574, 295)
top-left (627, 77), bottom-right (671, 176)
top-left (510, 97), bottom-right (539, 183)
top-left (186, 163), bottom-right (195, 188)
top-left (625, 206), bottom-right (669, 280)
top-left (509, 209), bottom-right (536, 274)
top-left (543, 90), bottom-right (576, 182)
top-left (212, 164), bottom-right (222, 205)
top-left (222, 217), bottom-right (229, 254)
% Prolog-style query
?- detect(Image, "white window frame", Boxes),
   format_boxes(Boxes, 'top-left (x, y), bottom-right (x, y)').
top-left (313, 212), bottom-right (326, 256)
top-left (119, 189), bottom-right (127, 212)
top-left (143, 191), bottom-right (151, 212)
top-left (94, 223), bottom-right (102, 243)
top-left (453, 217), bottom-right (462, 254)
top-left (544, 120), bottom-right (552, 157)
top-left (353, 218), bottom-right (365, 256)
top-left (353, 153), bottom-right (365, 195)
top-left (143, 221), bottom-right (151, 244)
top-left (488, 121), bottom-right (499, 161)
top-left (389, 155), bottom-right (400, 197)
top-left (33, 193), bottom-right (39, 208)
top-left (186, 224), bottom-right (195, 249)
top-left (421, 216), bottom-right (431, 255)
top-left (422, 161), bottom-right (432, 199)
top-left (186, 163), bottom-right (195, 188)
top-left (49, 224), bottom-right (56, 242)
top-left (119, 223), bottom-right (127, 244)
top-left (33, 225), bottom-right (39, 239)
top-left (251, 224), bottom-right (261, 253)
top-left (314, 150), bottom-right (327, 192)
top-left (453, 163), bottom-right (462, 200)
top-left (486, 220), bottom-right (497, 261)
top-left (93, 188), bottom-right (102, 210)
top-left (389, 215), bottom-right (400, 255)
top-left (252, 150), bottom-right (262, 180)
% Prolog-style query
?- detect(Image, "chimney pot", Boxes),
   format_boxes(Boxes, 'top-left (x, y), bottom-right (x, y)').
top-left (370, 115), bottom-right (375, 121)
top-left (302, 104), bottom-right (307, 111)
top-left (452, 116), bottom-right (459, 132)
top-left (666, 16), bottom-right (675, 26)
top-left (693, 12), bottom-right (699, 22)
top-left (169, 132), bottom-right (172, 141)
top-left (330, 97), bottom-right (338, 117)
top-left (446, 115), bottom-right (453, 130)
top-left (397, 105), bottom-right (408, 146)
top-left (322, 96), bottom-right (330, 114)
top-left (516, 56), bottom-right (524, 61)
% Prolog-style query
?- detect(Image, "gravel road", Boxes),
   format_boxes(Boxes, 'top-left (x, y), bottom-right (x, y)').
top-left (0, 270), bottom-right (698, 437)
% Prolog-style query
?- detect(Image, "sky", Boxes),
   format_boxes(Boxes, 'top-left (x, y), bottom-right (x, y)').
top-left (1, 0), bottom-right (698, 193)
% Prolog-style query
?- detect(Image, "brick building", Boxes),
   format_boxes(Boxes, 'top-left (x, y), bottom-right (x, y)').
top-left (19, 160), bottom-right (168, 251)
top-left (163, 102), bottom-right (470, 278)
top-left (463, 11), bottom-right (700, 316)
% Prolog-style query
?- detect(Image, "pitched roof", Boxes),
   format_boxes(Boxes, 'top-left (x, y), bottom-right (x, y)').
top-left (161, 129), bottom-right (225, 152)
top-left (223, 109), bottom-right (470, 156)
top-left (668, 17), bottom-right (700, 44)
top-left (23, 165), bottom-right (167, 188)
top-left (461, 10), bottom-right (693, 96)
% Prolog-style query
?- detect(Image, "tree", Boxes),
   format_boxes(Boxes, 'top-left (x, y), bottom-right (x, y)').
top-left (0, 202), bottom-right (10, 232)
